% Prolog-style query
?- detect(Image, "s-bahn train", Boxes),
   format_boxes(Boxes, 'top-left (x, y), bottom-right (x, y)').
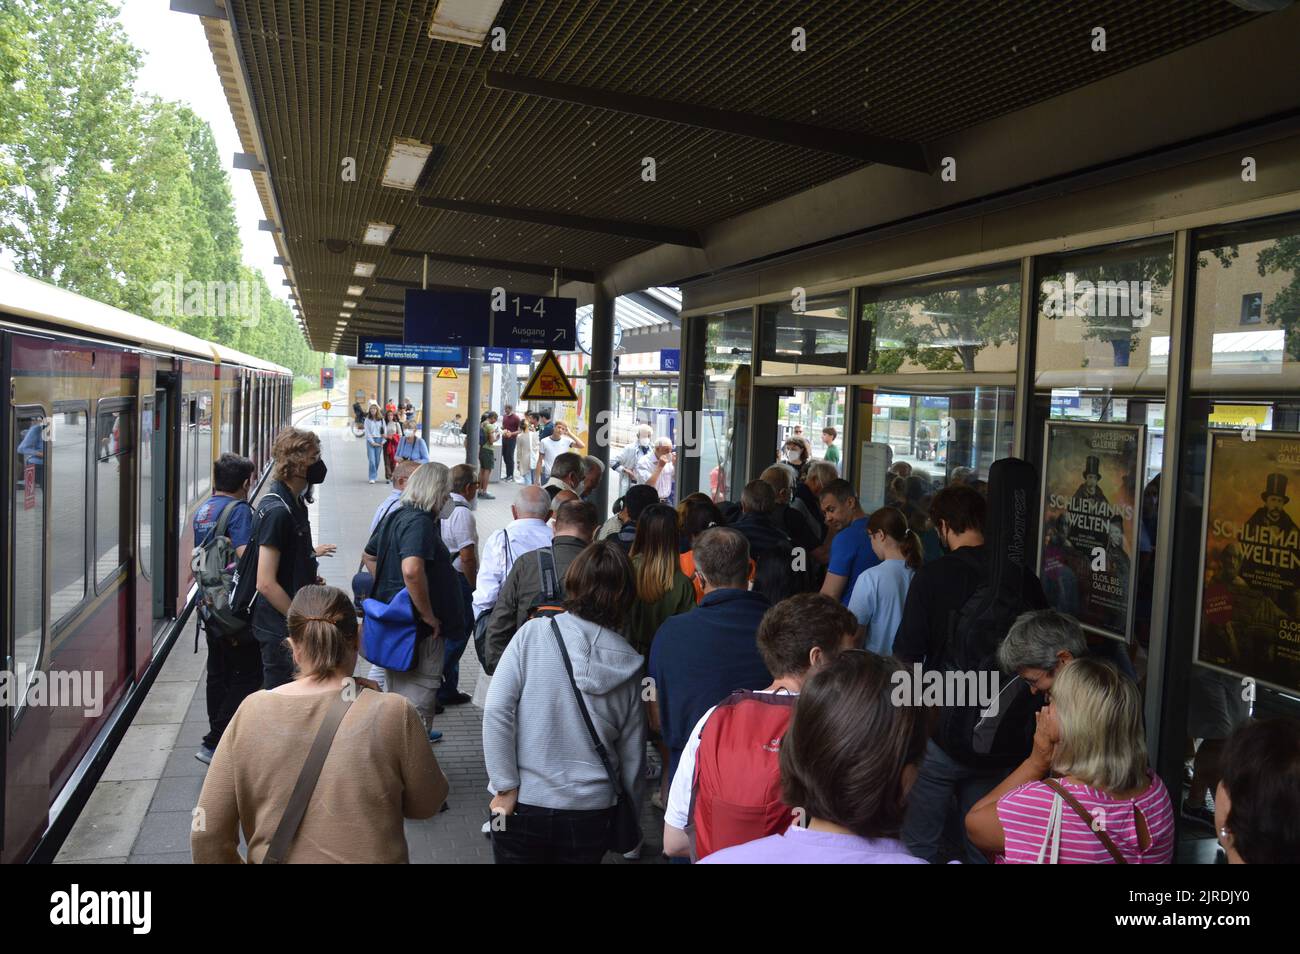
top-left (0, 268), bottom-right (293, 862)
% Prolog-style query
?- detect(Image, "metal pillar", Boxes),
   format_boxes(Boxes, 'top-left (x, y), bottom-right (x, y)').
top-left (467, 349), bottom-right (483, 468)
top-left (421, 255), bottom-right (433, 443)
top-left (587, 283), bottom-right (615, 516)
top-left (398, 366), bottom-right (406, 406)
top-left (380, 364), bottom-right (389, 409)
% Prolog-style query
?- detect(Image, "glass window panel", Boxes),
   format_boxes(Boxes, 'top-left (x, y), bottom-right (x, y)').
top-left (777, 387), bottom-right (847, 475)
top-left (196, 391), bottom-right (212, 499)
top-left (854, 386), bottom-right (1015, 515)
top-left (95, 404), bottom-right (133, 587)
top-left (11, 406), bottom-right (46, 706)
top-left (1191, 214), bottom-right (1300, 391)
top-left (220, 390), bottom-right (233, 455)
top-left (699, 310), bottom-right (752, 502)
top-left (140, 398), bottom-right (153, 580)
top-left (49, 405), bottom-right (87, 625)
top-left (1035, 238), bottom-right (1173, 389)
top-left (759, 291), bottom-right (850, 375)
top-left (859, 266), bottom-right (1020, 374)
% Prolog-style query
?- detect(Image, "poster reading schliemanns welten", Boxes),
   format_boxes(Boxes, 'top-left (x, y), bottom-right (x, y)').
top-left (1196, 431), bottom-right (1300, 694)
top-left (1039, 421), bottom-right (1144, 642)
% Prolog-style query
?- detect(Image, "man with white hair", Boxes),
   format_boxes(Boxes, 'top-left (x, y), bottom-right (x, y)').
top-left (617, 424), bottom-right (654, 494)
top-left (637, 436), bottom-right (676, 501)
top-left (471, 484), bottom-right (555, 621)
top-left (362, 462), bottom-right (466, 738)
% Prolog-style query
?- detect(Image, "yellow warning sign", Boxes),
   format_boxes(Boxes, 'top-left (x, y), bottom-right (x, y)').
top-left (322, 401), bottom-right (331, 411)
top-left (521, 350), bottom-right (577, 402)
top-left (436, 367), bottom-right (458, 379)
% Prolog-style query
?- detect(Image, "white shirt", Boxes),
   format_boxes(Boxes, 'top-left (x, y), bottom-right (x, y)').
top-left (539, 435), bottom-right (575, 472)
top-left (369, 490), bottom-right (403, 533)
top-left (637, 454), bottom-right (674, 499)
top-left (441, 493), bottom-right (478, 575)
top-left (471, 517), bottom-right (553, 618)
top-left (665, 688), bottom-right (790, 831)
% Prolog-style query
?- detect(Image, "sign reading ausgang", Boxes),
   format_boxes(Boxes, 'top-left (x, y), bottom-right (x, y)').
top-left (404, 289), bottom-right (576, 350)
top-left (357, 336), bottom-right (467, 368)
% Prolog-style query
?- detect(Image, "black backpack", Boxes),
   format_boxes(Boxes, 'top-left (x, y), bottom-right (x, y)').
top-left (526, 546), bottom-right (566, 620)
top-left (934, 458), bottom-right (1043, 767)
top-left (228, 493), bottom-right (291, 624)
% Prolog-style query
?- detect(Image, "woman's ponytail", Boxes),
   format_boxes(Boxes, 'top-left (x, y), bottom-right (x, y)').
top-left (286, 585), bottom-right (359, 680)
top-left (867, 506), bottom-right (922, 569)
top-left (901, 529), bottom-right (923, 570)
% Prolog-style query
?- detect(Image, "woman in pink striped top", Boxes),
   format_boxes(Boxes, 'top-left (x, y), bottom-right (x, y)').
top-left (965, 657), bottom-right (1174, 864)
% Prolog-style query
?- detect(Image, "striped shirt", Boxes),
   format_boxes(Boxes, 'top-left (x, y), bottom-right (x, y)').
top-left (996, 770), bottom-right (1175, 864)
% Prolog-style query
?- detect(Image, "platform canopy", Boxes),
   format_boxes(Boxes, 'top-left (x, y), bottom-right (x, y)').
top-left (183, 0), bottom-right (1283, 353)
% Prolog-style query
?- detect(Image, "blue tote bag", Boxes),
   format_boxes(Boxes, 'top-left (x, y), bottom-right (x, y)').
top-left (361, 510), bottom-right (419, 671)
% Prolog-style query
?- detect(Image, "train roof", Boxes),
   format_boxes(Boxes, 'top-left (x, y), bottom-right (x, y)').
top-left (0, 267), bottom-right (291, 374)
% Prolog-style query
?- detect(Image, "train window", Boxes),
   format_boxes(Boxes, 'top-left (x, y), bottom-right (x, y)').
top-left (140, 397), bottom-right (153, 580)
top-left (196, 391), bottom-right (212, 499)
top-left (94, 402), bottom-right (133, 591)
top-left (185, 395), bottom-right (196, 504)
top-left (11, 405), bottom-right (47, 713)
top-left (49, 402), bottom-right (88, 627)
top-left (220, 389), bottom-right (233, 455)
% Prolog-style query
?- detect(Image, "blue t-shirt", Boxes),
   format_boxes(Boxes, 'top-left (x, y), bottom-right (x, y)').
top-left (847, 559), bottom-right (914, 655)
top-left (193, 495), bottom-right (253, 550)
top-left (828, 516), bottom-right (880, 604)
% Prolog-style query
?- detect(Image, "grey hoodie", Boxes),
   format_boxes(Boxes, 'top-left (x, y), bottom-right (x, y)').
top-left (483, 611), bottom-right (646, 810)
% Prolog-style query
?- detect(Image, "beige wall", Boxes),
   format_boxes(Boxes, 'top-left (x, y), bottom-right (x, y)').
top-left (348, 365), bottom-right (491, 426)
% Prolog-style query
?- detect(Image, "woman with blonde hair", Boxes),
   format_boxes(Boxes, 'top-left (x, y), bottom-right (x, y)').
top-left (966, 657), bottom-right (1175, 863)
top-left (625, 504), bottom-right (696, 656)
top-left (192, 585), bottom-right (448, 863)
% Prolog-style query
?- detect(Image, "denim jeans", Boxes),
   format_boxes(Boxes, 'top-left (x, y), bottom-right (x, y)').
top-left (366, 442), bottom-right (382, 480)
top-left (902, 739), bottom-right (1004, 864)
top-left (491, 804), bottom-right (614, 864)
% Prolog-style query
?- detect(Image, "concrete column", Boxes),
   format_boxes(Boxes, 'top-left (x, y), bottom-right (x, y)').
top-left (587, 284), bottom-right (615, 516)
top-left (398, 366), bottom-right (406, 405)
top-left (379, 364), bottom-right (388, 409)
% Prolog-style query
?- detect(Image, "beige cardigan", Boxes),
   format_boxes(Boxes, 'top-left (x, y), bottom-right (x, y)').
top-left (192, 688), bottom-right (447, 864)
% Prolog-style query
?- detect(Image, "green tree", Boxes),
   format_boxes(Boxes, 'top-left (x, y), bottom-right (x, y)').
top-left (864, 282), bottom-right (1019, 373)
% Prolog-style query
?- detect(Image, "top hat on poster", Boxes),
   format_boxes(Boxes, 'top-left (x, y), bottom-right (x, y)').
top-left (1261, 473), bottom-right (1290, 504)
top-left (1083, 456), bottom-right (1102, 479)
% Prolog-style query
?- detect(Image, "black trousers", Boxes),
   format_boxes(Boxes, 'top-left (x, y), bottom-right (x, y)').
top-left (491, 804), bottom-right (614, 864)
top-left (203, 628), bottom-right (262, 749)
top-left (501, 437), bottom-right (517, 478)
top-left (253, 624), bottom-right (295, 689)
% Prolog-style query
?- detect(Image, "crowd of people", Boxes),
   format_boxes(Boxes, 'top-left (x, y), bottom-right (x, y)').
top-left (187, 421), bottom-right (1300, 865)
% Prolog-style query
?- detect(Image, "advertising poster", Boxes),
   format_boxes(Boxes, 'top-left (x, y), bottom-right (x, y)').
top-left (1195, 431), bottom-right (1300, 694)
top-left (1038, 421), bottom-right (1144, 642)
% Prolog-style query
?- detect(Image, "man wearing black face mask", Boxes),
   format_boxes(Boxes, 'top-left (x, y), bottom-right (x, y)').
top-left (251, 428), bottom-right (337, 688)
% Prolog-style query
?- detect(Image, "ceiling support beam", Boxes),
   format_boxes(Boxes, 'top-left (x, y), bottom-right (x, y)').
top-left (389, 247), bottom-right (596, 283)
top-left (625, 290), bottom-right (680, 327)
top-left (483, 69), bottom-right (931, 173)
top-left (416, 195), bottom-right (702, 247)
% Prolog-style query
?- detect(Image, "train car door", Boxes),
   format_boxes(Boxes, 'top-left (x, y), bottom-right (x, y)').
top-left (152, 370), bottom-right (179, 629)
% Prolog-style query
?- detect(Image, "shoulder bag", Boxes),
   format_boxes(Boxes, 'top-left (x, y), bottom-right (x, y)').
top-left (547, 618), bottom-right (641, 854)
top-left (263, 683), bottom-right (360, 863)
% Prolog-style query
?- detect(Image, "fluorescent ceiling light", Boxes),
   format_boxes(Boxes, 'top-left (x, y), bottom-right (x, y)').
top-left (427, 0), bottom-right (506, 45)
top-left (362, 222), bottom-right (395, 246)
top-left (343, 301), bottom-right (357, 309)
top-left (338, 312), bottom-right (350, 319)
top-left (381, 138), bottom-right (432, 191)
top-left (347, 285), bottom-right (364, 296)
top-left (354, 262), bottom-right (376, 277)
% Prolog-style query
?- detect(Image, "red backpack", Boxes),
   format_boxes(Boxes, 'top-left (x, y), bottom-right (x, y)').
top-left (689, 690), bottom-right (797, 861)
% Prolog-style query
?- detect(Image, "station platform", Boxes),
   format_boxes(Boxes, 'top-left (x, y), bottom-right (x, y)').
top-left (57, 418), bottom-right (664, 864)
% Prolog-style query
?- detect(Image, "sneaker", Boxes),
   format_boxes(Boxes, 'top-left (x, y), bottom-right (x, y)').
top-left (427, 729), bottom-right (443, 743)
top-left (435, 702), bottom-right (446, 715)
top-left (195, 745), bottom-right (215, 765)
top-left (369, 479), bottom-right (376, 484)
top-left (479, 491), bottom-right (495, 500)
top-left (481, 819), bottom-right (492, 836)
top-left (442, 691), bottom-right (472, 706)
top-left (622, 840), bottom-right (643, 861)
top-left (645, 760), bottom-right (662, 782)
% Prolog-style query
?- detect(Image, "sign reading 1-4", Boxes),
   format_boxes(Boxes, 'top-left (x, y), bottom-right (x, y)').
top-left (490, 289), bottom-right (576, 350)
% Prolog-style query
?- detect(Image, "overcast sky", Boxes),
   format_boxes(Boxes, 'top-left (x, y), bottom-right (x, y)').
top-left (119, 0), bottom-right (289, 303)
